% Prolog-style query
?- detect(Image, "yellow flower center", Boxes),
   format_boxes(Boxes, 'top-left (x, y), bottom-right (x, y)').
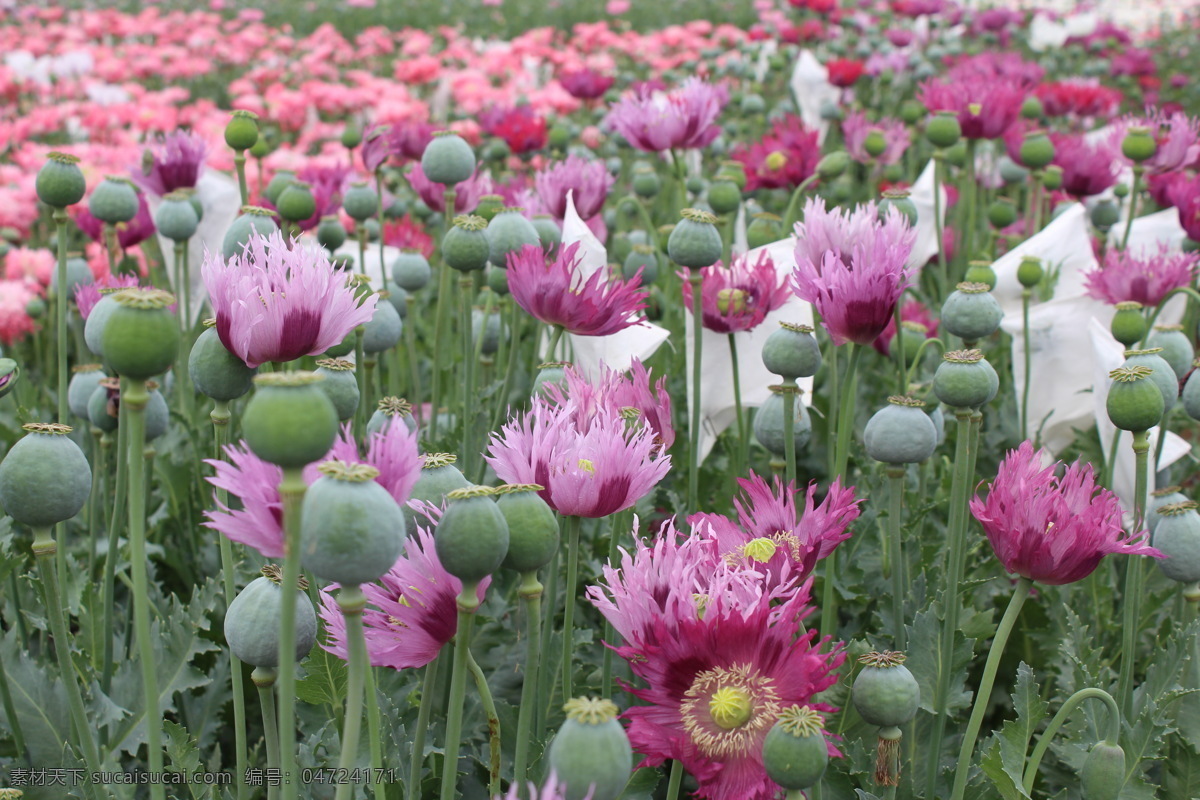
top-left (765, 151), bottom-right (788, 171)
top-left (742, 537), bottom-right (778, 563)
top-left (716, 288), bottom-right (748, 315)
top-left (577, 458), bottom-right (596, 474)
top-left (709, 687), bottom-right (753, 730)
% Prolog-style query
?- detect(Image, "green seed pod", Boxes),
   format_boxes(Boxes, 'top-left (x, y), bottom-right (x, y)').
top-left (987, 197), bottom-right (1017, 229)
top-left (878, 190), bottom-right (917, 227)
top-left (444, 214), bottom-right (491, 272)
top-left (933, 349), bottom-right (995, 409)
top-left (88, 176), bottom-right (140, 225)
top-left (1090, 199), bottom-right (1121, 231)
top-left (224, 566), bottom-right (317, 668)
top-left (864, 396), bottom-right (939, 464)
top-left (668, 208), bottom-right (722, 269)
top-left (864, 128), bottom-right (888, 159)
top-left (155, 192), bottom-right (200, 242)
top-left (343, 181), bottom-right (377, 222)
top-left (316, 215), bottom-right (347, 251)
top-left (547, 125), bottom-right (570, 151)
top-left (943, 139), bottom-right (968, 168)
top-left (224, 109), bottom-right (260, 151)
top-left (473, 307), bottom-right (502, 356)
top-left (746, 213), bottom-right (783, 249)
top-left (222, 206), bottom-right (280, 260)
top-left (632, 168), bottom-right (661, 199)
top-left (1151, 502), bottom-right (1200, 584)
top-left (1183, 359), bottom-right (1200, 420)
top-left (1110, 301), bottom-right (1146, 348)
top-left (242, 372), bottom-right (339, 469)
top-left (1106, 365), bottom-right (1164, 433)
top-left (36, 152), bottom-right (86, 208)
top-left (496, 484), bottom-right (560, 574)
top-left (88, 378), bottom-right (121, 433)
top-left (707, 180), bottom-right (741, 216)
top-left (1148, 485), bottom-right (1187, 534)
top-left (623, 245), bottom-right (660, 284)
top-left (190, 324), bottom-right (257, 401)
top-left (144, 381), bottom-right (170, 442)
top-left (754, 385), bottom-right (812, 457)
top-left (925, 111), bottom-right (961, 149)
top-left (1148, 325), bottom-right (1194, 379)
top-left (1021, 95), bottom-right (1043, 119)
top-left (964, 260), bottom-right (997, 289)
top-left (1016, 256), bottom-right (1043, 289)
top-left (487, 263), bottom-right (510, 296)
top-left (485, 137), bottom-right (512, 164)
top-left (488, 208), bottom-right (540, 268)
top-left (406, 453), bottom-right (470, 535)
top-left (1080, 741), bottom-right (1126, 800)
top-left (0, 423), bottom-right (91, 527)
top-left (301, 461), bottom-right (405, 585)
top-left (68, 363), bottom-right (106, 421)
top-left (548, 697), bottom-right (633, 800)
top-left (816, 151), bottom-right (851, 181)
top-left (363, 295), bottom-right (403, 354)
top-left (941, 282), bottom-right (1003, 342)
top-left (421, 131), bottom-right (476, 186)
top-left (762, 706), bottom-right (829, 791)
top-left (1121, 125), bottom-right (1156, 163)
top-left (762, 321), bottom-right (822, 380)
top-left (532, 215), bottom-right (562, 251)
top-left (852, 651), bottom-right (920, 728)
top-left (719, 160), bottom-right (747, 191)
top-left (102, 289), bottom-right (180, 380)
top-left (341, 120), bottom-right (363, 149)
top-left (367, 397), bottom-right (416, 437)
top-left (276, 181), bottom-right (316, 223)
top-left (899, 99), bottom-right (924, 125)
top-left (435, 486), bottom-right (510, 585)
top-left (1122, 348), bottom-right (1178, 410)
top-left (533, 362), bottom-right (569, 399)
top-left (392, 250), bottom-right (432, 291)
top-left (1042, 165), bottom-right (1063, 191)
top-left (999, 157), bottom-right (1030, 185)
top-left (1019, 130), bottom-right (1055, 170)
top-left (313, 358), bottom-right (359, 421)
top-left (262, 170), bottom-right (297, 207)
top-left (685, 175), bottom-right (705, 195)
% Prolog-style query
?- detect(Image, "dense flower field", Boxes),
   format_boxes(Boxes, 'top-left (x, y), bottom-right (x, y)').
top-left (4, 2), bottom-right (1200, 800)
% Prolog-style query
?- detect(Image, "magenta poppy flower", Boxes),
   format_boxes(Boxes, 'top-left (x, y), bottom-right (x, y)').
top-left (1083, 243), bottom-right (1198, 307)
top-left (1168, 175), bottom-right (1200, 240)
top-left (588, 527), bottom-right (845, 800)
top-left (790, 198), bottom-right (916, 346)
top-left (294, 163), bottom-right (352, 232)
top-left (481, 105), bottom-right (547, 154)
top-left (691, 472), bottom-right (860, 591)
top-left (680, 251), bottom-right (790, 334)
top-left (318, 522), bottom-right (489, 670)
top-left (406, 164), bottom-right (493, 214)
top-left (535, 155), bottom-right (613, 221)
top-left (1051, 131), bottom-right (1123, 198)
top-left (506, 242), bottom-right (648, 336)
top-left (486, 395), bottom-right (670, 519)
top-left (361, 124), bottom-right (394, 173)
top-left (130, 129), bottom-right (207, 197)
top-left (874, 298), bottom-right (939, 355)
top-left (970, 441), bottom-right (1162, 586)
top-left (1121, 110), bottom-right (1200, 175)
top-left (730, 115), bottom-right (820, 192)
top-left (917, 77), bottom-right (1025, 140)
top-left (604, 78), bottom-right (727, 153)
top-left (545, 359), bottom-right (675, 452)
top-left (559, 68), bottom-right (615, 101)
top-left (201, 231), bottom-right (376, 369)
top-left (842, 111), bottom-right (910, 167)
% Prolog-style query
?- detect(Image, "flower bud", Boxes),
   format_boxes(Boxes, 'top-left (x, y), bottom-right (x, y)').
top-left (1080, 741), bottom-right (1126, 800)
top-left (816, 151), bottom-right (851, 181)
top-left (224, 109), bottom-right (260, 152)
top-left (36, 152), bottom-right (86, 209)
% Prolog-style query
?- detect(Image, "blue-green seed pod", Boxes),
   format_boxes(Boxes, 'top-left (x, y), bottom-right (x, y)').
top-left (224, 566), bottom-right (317, 668)
top-left (242, 372), bottom-right (339, 469)
top-left (362, 296), bottom-right (402, 354)
top-left (443, 215), bottom-right (491, 273)
top-left (754, 386), bottom-right (812, 457)
top-left (668, 208), bottom-right (722, 269)
top-left (0, 423), bottom-right (91, 528)
top-left (316, 215), bottom-right (347, 251)
top-left (155, 191), bottom-right (200, 242)
top-left (1110, 301), bottom-right (1146, 349)
top-left (367, 397), bottom-right (416, 437)
top-left (532, 215), bottom-right (562, 251)
top-left (224, 110), bottom-right (259, 151)
top-left (435, 486), bottom-right (510, 585)
top-left (762, 322), bottom-right (822, 380)
top-left (548, 697), bottom-right (633, 800)
top-left (342, 181), bottom-right (377, 222)
top-left (1183, 358), bottom-right (1200, 420)
top-left (406, 453), bottom-right (470, 535)
top-left (1148, 325), bottom-right (1194, 380)
top-left (276, 181), bottom-right (316, 223)
top-left (622, 245), bottom-right (660, 284)
top-left (87, 378), bottom-right (121, 434)
top-left (1106, 365), bottom-right (1164, 433)
top-left (263, 170), bottom-right (297, 207)
top-left (301, 461), bottom-right (405, 585)
top-left (941, 282), bottom-right (1002, 342)
top-left (1080, 741), bottom-right (1125, 800)
top-left (851, 651), bottom-right (920, 729)
top-left (488, 208), bottom-right (541, 268)
top-left (69, 363), bottom-right (106, 421)
top-left (1152, 501), bottom-right (1200, 584)
top-left (36, 152), bottom-right (86, 208)
top-left (144, 382), bottom-right (169, 442)
top-left (496, 483), bottom-right (559, 574)
top-left (102, 289), bottom-right (180, 381)
top-left (933, 349), bottom-right (994, 409)
top-left (421, 131), bottom-right (476, 186)
top-left (313, 358), bottom-right (359, 422)
top-left (1122, 348), bottom-right (1177, 411)
top-left (190, 324), bottom-right (257, 401)
top-left (222, 206), bottom-right (280, 260)
top-left (864, 396), bottom-right (939, 464)
top-left (88, 176), bottom-right (139, 225)
top-left (762, 706), bottom-right (829, 791)
top-left (1148, 486), bottom-right (1188, 534)
top-left (391, 250), bottom-right (432, 291)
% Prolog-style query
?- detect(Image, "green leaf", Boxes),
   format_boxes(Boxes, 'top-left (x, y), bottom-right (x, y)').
top-left (619, 767), bottom-right (661, 800)
top-left (164, 720), bottom-right (210, 800)
top-left (978, 663), bottom-right (1045, 800)
top-left (295, 640), bottom-right (349, 708)
top-left (1166, 738), bottom-right (1200, 800)
top-left (906, 605), bottom-right (975, 714)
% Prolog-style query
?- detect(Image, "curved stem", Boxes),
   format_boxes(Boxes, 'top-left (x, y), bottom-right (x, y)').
top-left (277, 467), bottom-right (307, 800)
top-left (101, 393), bottom-right (129, 694)
top-left (904, 337), bottom-right (945, 390)
top-left (1118, 430), bottom-right (1151, 713)
top-left (124, 378), bottom-right (165, 800)
top-left (1021, 688), bottom-right (1121, 795)
top-left (439, 601), bottom-right (477, 800)
top-left (54, 211), bottom-right (69, 425)
top-left (949, 578), bottom-right (1033, 800)
top-left (406, 655), bottom-right (442, 800)
top-left (354, 327), bottom-right (367, 442)
top-left (213, 404), bottom-right (250, 800)
top-left (32, 527), bottom-right (103, 791)
top-left (886, 467), bottom-right (907, 650)
top-left (514, 572), bottom-right (543, 798)
top-left (544, 324), bottom-right (565, 363)
top-left (618, 195), bottom-right (658, 239)
top-left (781, 174), bottom-right (820, 232)
top-left (561, 515), bottom-right (582, 703)
top-left (1142, 286), bottom-right (1200, 343)
top-left (688, 268), bottom-right (704, 509)
top-left (466, 648), bottom-right (502, 797)
top-left (728, 333), bottom-right (746, 478)
top-left (335, 586), bottom-right (367, 800)
top-left (253, 668), bottom-right (281, 800)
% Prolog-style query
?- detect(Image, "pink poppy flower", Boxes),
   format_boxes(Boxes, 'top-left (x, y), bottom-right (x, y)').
top-left (842, 111), bottom-right (910, 167)
top-left (1083, 243), bottom-right (1198, 307)
top-left (604, 78), bottom-right (727, 153)
top-left (681, 251), bottom-right (790, 334)
top-left (545, 359), bottom-right (675, 452)
top-left (535, 155), bottom-right (613, 222)
top-left (0, 279), bottom-right (40, 345)
top-left (130, 129), bottom-right (207, 197)
top-left (507, 242), bottom-right (648, 336)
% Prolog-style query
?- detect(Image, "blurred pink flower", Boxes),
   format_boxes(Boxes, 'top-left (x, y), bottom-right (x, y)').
top-left (535, 154), bottom-right (613, 221)
top-left (130, 129), bottom-right (208, 197)
top-left (1083, 243), bottom-right (1198, 307)
top-left (407, 164), bottom-right (493, 214)
top-left (842, 111), bottom-right (910, 166)
top-left (75, 273), bottom-right (138, 319)
top-left (606, 0), bottom-right (631, 13)
top-left (0, 279), bottom-right (39, 345)
top-left (3, 247), bottom-right (54, 287)
top-left (604, 78), bottom-right (727, 153)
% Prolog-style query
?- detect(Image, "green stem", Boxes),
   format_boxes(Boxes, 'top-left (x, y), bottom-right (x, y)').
top-left (54, 211), bottom-right (69, 425)
top-left (124, 378), bottom-right (165, 800)
top-left (375, 171), bottom-right (389, 294)
top-left (364, 664), bottom-right (385, 800)
top-left (439, 597), bottom-right (478, 800)
top-left (618, 195), bottom-right (657, 239)
top-left (0, 642), bottom-right (26, 764)
top-left (404, 295), bottom-right (422, 428)
top-left (277, 467), bottom-right (307, 800)
top-left (728, 333), bottom-right (746, 478)
top-left (488, 298), bottom-right (522, 438)
top-left (1120, 167), bottom-right (1143, 252)
top-left (32, 527), bottom-right (103, 791)
top-left (429, 188), bottom-right (457, 442)
top-left (665, 760), bottom-right (684, 800)
top-left (536, 543), bottom-right (560, 742)
top-left (407, 655), bottom-right (442, 800)
top-left (253, 668), bottom-right (281, 800)
top-left (781, 381), bottom-right (798, 489)
top-left (961, 139), bottom-right (978, 271)
top-left (335, 585), bottom-right (367, 800)
top-left (354, 327), bottom-right (366, 441)
top-left (235, 152), bottom-right (249, 207)
top-left (1118, 430), bottom-right (1151, 713)
top-left (561, 515), bottom-right (582, 703)
top-left (932, 154), bottom-right (948, 303)
top-left (820, 343), bottom-right (861, 642)
top-left (1142, 286), bottom-right (1200, 344)
top-left (1021, 688), bottom-right (1121, 795)
top-left (466, 648), bottom-right (502, 797)
top-left (514, 572), bottom-right (543, 798)
top-left (781, 174), bottom-right (820, 232)
top-left (949, 578), bottom-right (1033, 800)
top-left (545, 324), bottom-right (565, 362)
top-left (358, 225), bottom-right (369, 277)
top-left (460, 276), bottom-right (474, 465)
top-left (904, 337), bottom-right (945, 393)
top-left (892, 301), bottom-right (907, 395)
top-left (688, 268), bottom-right (704, 510)
top-left (1021, 289), bottom-right (1032, 441)
top-left (213, 404), bottom-right (250, 800)
top-left (886, 467), bottom-right (907, 650)
top-left (101, 394), bottom-right (129, 694)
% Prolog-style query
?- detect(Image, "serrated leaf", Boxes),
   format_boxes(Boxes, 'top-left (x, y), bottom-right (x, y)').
top-left (164, 720), bottom-right (209, 800)
top-left (979, 663), bottom-right (1045, 799)
top-left (1, 627), bottom-right (76, 769)
top-left (906, 606), bottom-right (975, 713)
top-left (1166, 739), bottom-right (1200, 799)
top-left (295, 641), bottom-right (348, 708)
top-left (619, 766), bottom-right (661, 799)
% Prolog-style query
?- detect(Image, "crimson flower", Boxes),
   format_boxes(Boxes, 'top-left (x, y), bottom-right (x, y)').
top-left (825, 58), bottom-right (865, 88)
top-left (382, 216), bottom-right (434, 257)
top-left (1083, 243), bottom-right (1198, 307)
top-left (507, 242), bottom-right (647, 336)
top-left (730, 114), bottom-right (820, 192)
top-left (970, 441), bottom-right (1161, 585)
top-left (917, 77), bottom-right (1025, 140)
top-left (481, 105), bottom-right (547, 155)
top-left (681, 251), bottom-right (790, 334)
top-left (1168, 174), bottom-right (1200, 240)
top-left (559, 68), bottom-right (614, 100)
top-left (1035, 80), bottom-right (1123, 120)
